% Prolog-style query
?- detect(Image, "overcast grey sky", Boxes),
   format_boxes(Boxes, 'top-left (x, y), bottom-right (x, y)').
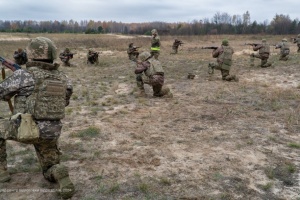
top-left (0, 0), bottom-right (298, 23)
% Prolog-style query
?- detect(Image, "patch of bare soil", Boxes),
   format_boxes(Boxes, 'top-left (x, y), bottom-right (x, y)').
top-left (0, 34), bottom-right (299, 200)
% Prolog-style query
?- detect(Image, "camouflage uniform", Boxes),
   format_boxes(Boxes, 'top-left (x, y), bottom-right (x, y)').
top-left (292, 34), bottom-right (300, 53)
top-left (59, 48), bottom-right (73, 67)
top-left (171, 39), bottom-right (183, 54)
top-left (135, 52), bottom-right (172, 97)
top-left (250, 39), bottom-right (272, 67)
top-left (150, 29), bottom-right (160, 59)
top-left (127, 43), bottom-right (144, 94)
top-left (13, 48), bottom-right (28, 65)
top-left (275, 38), bottom-right (290, 61)
top-left (0, 37), bottom-right (74, 199)
top-left (208, 40), bottom-right (238, 82)
top-left (87, 49), bottom-right (99, 64)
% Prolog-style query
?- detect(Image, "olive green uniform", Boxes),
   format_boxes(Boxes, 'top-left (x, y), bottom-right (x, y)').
top-left (250, 40), bottom-right (272, 67)
top-left (208, 41), bottom-right (238, 82)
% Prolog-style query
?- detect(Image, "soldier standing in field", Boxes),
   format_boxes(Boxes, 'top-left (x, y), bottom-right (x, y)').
top-left (250, 39), bottom-right (272, 68)
top-left (150, 29), bottom-right (160, 59)
top-left (13, 48), bottom-right (28, 65)
top-left (292, 34), bottom-right (300, 53)
top-left (135, 51), bottom-right (173, 98)
top-left (275, 38), bottom-right (290, 61)
top-left (208, 39), bottom-right (238, 82)
top-left (0, 37), bottom-right (75, 199)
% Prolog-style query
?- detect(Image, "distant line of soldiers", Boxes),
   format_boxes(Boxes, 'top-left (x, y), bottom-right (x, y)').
top-left (127, 30), bottom-right (300, 93)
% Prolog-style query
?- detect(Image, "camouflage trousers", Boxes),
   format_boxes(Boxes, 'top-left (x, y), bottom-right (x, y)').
top-left (279, 53), bottom-right (289, 61)
top-left (0, 118), bottom-right (62, 180)
top-left (250, 53), bottom-right (272, 67)
top-left (129, 60), bottom-right (145, 92)
top-left (144, 74), bottom-right (166, 97)
top-left (62, 59), bottom-right (71, 67)
top-left (136, 73), bottom-right (145, 91)
top-left (151, 51), bottom-right (160, 60)
top-left (171, 47), bottom-right (178, 54)
top-left (208, 63), bottom-right (236, 81)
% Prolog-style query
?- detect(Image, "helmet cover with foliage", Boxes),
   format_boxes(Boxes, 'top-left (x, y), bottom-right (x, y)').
top-left (65, 48), bottom-right (70, 53)
top-left (151, 29), bottom-right (158, 35)
top-left (139, 51), bottom-right (151, 62)
top-left (26, 37), bottom-right (57, 60)
top-left (222, 39), bottom-right (229, 46)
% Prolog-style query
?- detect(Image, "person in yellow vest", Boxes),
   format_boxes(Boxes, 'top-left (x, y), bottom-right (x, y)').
top-left (208, 39), bottom-right (238, 82)
top-left (150, 29), bottom-right (160, 59)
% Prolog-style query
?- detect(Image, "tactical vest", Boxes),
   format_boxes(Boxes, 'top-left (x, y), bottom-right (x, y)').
top-left (26, 66), bottom-right (67, 120)
top-left (145, 59), bottom-right (164, 77)
top-left (259, 43), bottom-right (270, 55)
top-left (219, 46), bottom-right (233, 67)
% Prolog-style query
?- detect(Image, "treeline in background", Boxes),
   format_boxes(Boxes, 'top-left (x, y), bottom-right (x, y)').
top-left (1, 11), bottom-right (299, 35)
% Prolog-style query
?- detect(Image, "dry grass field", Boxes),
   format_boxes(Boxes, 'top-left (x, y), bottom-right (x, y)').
top-left (0, 33), bottom-right (299, 200)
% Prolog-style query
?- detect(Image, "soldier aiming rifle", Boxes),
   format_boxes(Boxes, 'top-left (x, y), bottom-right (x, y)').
top-left (127, 43), bottom-right (140, 62)
top-left (87, 49), bottom-right (99, 64)
top-left (59, 48), bottom-right (76, 67)
top-left (171, 39), bottom-right (184, 54)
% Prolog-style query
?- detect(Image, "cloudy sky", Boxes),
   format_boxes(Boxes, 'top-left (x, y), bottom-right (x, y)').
top-left (0, 0), bottom-right (298, 23)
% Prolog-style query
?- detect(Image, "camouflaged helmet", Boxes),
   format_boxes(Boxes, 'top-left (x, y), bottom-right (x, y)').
top-left (65, 48), bottom-right (70, 53)
top-left (26, 37), bottom-right (57, 60)
top-left (297, 34), bottom-right (300, 38)
top-left (151, 29), bottom-right (158, 35)
top-left (129, 43), bottom-right (133, 47)
top-left (262, 39), bottom-right (267, 43)
top-left (222, 39), bottom-right (229, 46)
top-left (282, 38), bottom-right (287, 42)
top-left (139, 51), bottom-right (151, 62)
top-left (18, 48), bottom-right (23, 53)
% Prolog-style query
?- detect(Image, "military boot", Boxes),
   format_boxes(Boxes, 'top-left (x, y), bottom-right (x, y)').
top-left (161, 87), bottom-right (173, 98)
top-left (233, 75), bottom-right (239, 82)
top-left (50, 164), bottom-right (75, 199)
top-left (0, 169), bottom-right (10, 183)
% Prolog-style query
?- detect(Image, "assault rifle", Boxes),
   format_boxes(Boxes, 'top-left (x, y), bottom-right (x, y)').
top-left (201, 46), bottom-right (218, 50)
top-left (65, 53), bottom-right (77, 58)
top-left (176, 41), bottom-right (184, 45)
top-left (0, 56), bottom-right (21, 113)
top-left (129, 46), bottom-right (140, 53)
top-left (244, 43), bottom-right (259, 46)
top-left (0, 56), bottom-right (22, 72)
